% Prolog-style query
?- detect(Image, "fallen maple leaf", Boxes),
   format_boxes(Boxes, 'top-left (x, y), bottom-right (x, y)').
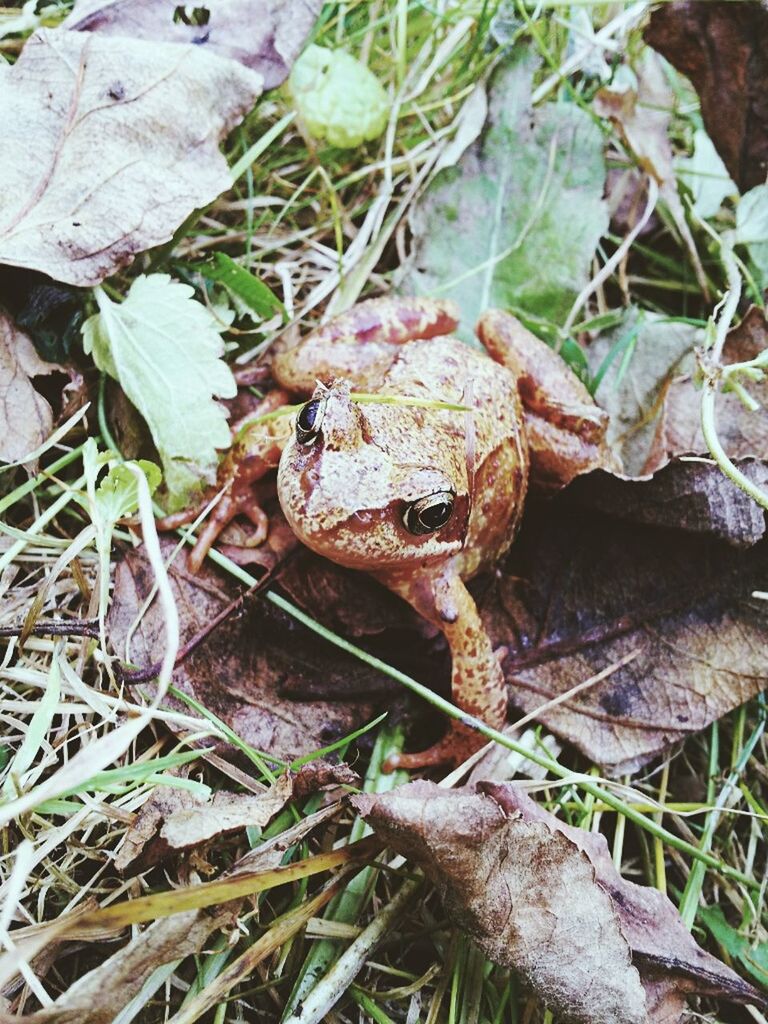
top-left (64, 0), bottom-right (322, 89)
top-left (575, 306), bottom-right (768, 545)
top-left (644, 0), bottom-right (768, 192)
top-left (0, 29), bottom-right (261, 286)
top-left (354, 781), bottom-right (765, 1024)
top-left (0, 311), bottom-right (58, 464)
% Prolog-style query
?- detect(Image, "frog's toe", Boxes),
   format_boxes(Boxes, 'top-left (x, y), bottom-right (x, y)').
top-left (382, 723), bottom-right (486, 773)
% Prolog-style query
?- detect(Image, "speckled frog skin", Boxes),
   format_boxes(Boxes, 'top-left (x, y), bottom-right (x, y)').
top-left (168, 297), bottom-right (610, 770)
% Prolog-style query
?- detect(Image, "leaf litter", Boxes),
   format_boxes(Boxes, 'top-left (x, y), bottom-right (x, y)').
top-left (2, 7), bottom-right (768, 1024)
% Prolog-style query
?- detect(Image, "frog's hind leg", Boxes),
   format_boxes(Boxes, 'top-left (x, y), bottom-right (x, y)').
top-left (476, 309), bottom-right (614, 489)
top-left (272, 296), bottom-right (461, 392)
top-left (380, 570), bottom-right (507, 772)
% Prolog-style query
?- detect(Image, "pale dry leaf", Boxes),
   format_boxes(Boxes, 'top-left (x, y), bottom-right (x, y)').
top-left (160, 774), bottom-right (294, 849)
top-left (65, 0), bottom-right (323, 89)
top-left (593, 52), bottom-right (707, 295)
top-left (0, 906), bottom-right (240, 1024)
top-left (0, 312), bottom-right (57, 463)
top-left (481, 501), bottom-right (768, 774)
top-left (0, 29), bottom-right (261, 286)
top-left (354, 782), bottom-right (764, 1024)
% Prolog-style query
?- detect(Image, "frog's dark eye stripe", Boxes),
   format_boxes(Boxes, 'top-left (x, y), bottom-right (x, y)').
top-left (403, 491), bottom-right (455, 535)
top-left (296, 398), bottom-right (324, 446)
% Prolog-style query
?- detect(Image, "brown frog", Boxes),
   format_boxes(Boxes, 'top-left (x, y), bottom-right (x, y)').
top-left (162, 297), bottom-right (609, 770)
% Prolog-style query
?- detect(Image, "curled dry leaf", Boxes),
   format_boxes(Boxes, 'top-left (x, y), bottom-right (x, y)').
top-left (108, 538), bottom-right (378, 762)
top-left (644, 0), bottom-right (768, 192)
top-left (354, 781), bottom-right (764, 1024)
top-left (594, 52), bottom-right (707, 296)
top-left (0, 311), bottom-right (58, 463)
top-left (480, 502), bottom-right (768, 773)
top-left (579, 307), bottom-right (768, 545)
top-left (0, 29), bottom-right (261, 286)
top-left (64, 0), bottom-right (323, 89)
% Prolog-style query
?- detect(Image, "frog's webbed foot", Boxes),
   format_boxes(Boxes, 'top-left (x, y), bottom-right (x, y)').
top-left (383, 722), bottom-right (488, 772)
top-left (378, 570), bottom-right (508, 773)
top-left (476, 310), bottom-right (616, 488)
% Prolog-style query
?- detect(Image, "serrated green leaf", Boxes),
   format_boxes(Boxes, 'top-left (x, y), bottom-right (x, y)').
top-left (95, 461), bottom-right (161, 524)
top-left (82, 274), bottom-right (236, 509)
top-left (196, 252), bottom-right (286, 321)
top-left (401, 49), bottom-right (608, 341)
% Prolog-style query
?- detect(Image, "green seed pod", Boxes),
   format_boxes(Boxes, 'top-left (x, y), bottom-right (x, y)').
top-left (290, 44), bottom-right (389, 149)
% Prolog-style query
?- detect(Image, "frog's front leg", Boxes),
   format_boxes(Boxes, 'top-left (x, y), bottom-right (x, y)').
top-left (156, 389), bottom-right (291, 572)
top-left (376, 566), bottom-right (507, 771)
top-left (477, 310), bottom-right (613, 488)
top-left (272, 296), bottom-right (460, 392)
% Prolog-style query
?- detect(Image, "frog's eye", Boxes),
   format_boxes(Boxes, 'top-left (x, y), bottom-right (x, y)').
top-left (403, 491), bottom-right (455, 535)
top-left (295, 398), bottom-right (324, 446)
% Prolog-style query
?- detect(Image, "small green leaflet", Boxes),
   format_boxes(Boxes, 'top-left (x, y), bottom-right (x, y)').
top-left (734, 185), bottom-right (768, 295)
top-left (82, 274), bottom-right (236, 509)
top-left (195, 253), bottom-right (286, 321)
top-left (700, 905), bottom-right (768, 989)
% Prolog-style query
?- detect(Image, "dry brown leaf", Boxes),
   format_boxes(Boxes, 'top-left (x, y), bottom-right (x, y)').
top-left (644, 1), bottom-right (768, 192)
top-left (1, 806), bottom-right (340, 1024)
top-left (0, 312), bottom-right (58, 463)
top-left (108, 539), bottom-right (378, 762)
top-left (160, 774), bottom-right (294, 849)
top-left (479, 501), bottom-right (768, 773)
top-left (64, 0), bottom-right (323, 89)
top-left (578, 307), bottom-right (768, 545)
top-left (0, 29), bottom-right (261, 286)
top-left (354, 781), bottom-right (764, 1024)
top-left (594, 53), bottom-right (708, 296)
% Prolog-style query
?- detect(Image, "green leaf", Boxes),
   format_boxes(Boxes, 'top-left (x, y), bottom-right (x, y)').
top-left (95, 461), bottom-right (161, 524)
top-left (196, 252), bottom-right (286, 322)
top-left (676, 128), bottom-right (737, 219)
top-left (401, 49), bottom-right (608, 340)
top-left (82, 274), bottom-right (236, 509)
top-left (734, 185), bottom-right (768, 292)
top-left (700, 905), bottom-right (768, 989)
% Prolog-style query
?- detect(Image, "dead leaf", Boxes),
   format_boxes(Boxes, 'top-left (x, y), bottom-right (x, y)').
top-left (2, 806), bottom-right (340, 1023)
top-left (480, 501), bottom-right (768, 773)
top-left (576, 307), bottom-right (768, 545)
top-left (64, 0), bottom-right (323, 89)
top-left (594, 52), bottom-right (708, 297)
top-left (108, 539), bottom-right (379, 762)
top-left (644, 1), bottom-right (768, 192)
top-left (0, 311), bottom-right (57, 463)
top-left (0, 29), bottom-right (261, 286)
top-left (160, 774), bottom-right (294, 849)
top-left (354, 782), bottom-right (764, 1024)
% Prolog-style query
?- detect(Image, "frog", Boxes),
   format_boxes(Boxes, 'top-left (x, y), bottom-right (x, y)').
top-left (160, 296), bottom-right (610, 770)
